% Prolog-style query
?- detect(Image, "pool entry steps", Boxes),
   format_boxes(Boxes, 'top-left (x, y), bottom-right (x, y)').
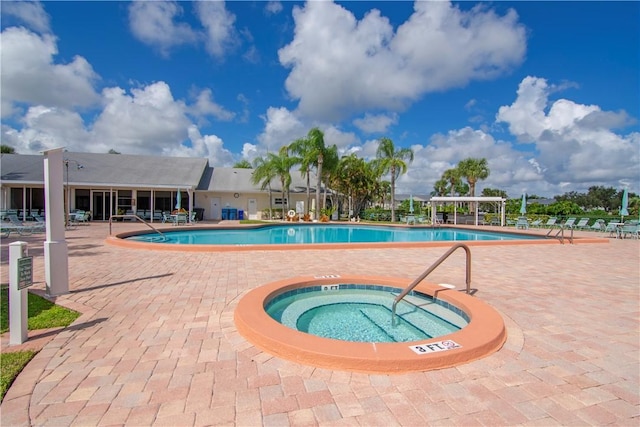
top-left (392, 243), bottom-right (471, 324)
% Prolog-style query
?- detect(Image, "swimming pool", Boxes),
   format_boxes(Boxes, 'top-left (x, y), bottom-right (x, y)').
top-left (122, 224), bottom-right (539, 246)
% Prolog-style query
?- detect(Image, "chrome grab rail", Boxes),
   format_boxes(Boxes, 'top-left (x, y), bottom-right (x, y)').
top-left (545, 226), bottom-right (573, 244)
top-left (391, 243), bottom-right (471, 325)
top-left (108, 214), bottom-right (165, 239)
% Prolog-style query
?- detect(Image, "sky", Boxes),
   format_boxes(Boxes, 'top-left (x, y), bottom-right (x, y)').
top-left (1, 1), bottom-right (639, 198)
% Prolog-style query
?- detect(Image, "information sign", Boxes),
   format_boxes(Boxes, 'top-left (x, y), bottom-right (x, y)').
top-left (17, 256), bottom-right (33, 290)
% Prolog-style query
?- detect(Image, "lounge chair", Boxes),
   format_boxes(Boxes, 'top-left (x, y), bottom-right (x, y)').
top-left (529, 219), bottom-right (543, 228)
top-left (515, 216), bottom-right (529, 229)
top-left (189, 211), bottom-right (198, 224)
top-left (560, 217), bottom-right (577, 228)
top-left (5, 215), bottom-right (36, 235)
top-left (574, 218), bottom-right (590, 230)
top-left (542, 217), bottom-right (558, 228)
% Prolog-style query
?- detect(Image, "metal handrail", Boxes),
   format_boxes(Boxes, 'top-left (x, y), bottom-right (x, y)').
top-left (545, 226), bottom-right (573, 244)
top-left (108, 214), bottom-right (165, 239)
top-left (391, 243), bottom-right (471, 325)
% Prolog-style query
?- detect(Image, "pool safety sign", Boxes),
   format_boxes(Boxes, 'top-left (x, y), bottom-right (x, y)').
top-left (409, 340), bottom-right (461, 355)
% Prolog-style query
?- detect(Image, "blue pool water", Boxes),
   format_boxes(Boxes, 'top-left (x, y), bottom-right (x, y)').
top-left (265, 285), bottom-right (468, 343)
top-left (126, 224), bottom-right (537, 245)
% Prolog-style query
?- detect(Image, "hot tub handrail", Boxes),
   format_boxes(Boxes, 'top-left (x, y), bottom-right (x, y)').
top-left (109, 214), bottom-right (165, 240)
top-left (392, 243), bottom-right (471, 324)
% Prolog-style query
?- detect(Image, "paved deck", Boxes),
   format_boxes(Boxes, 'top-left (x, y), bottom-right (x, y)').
top-left (1, 222), bottom-right (638, 426)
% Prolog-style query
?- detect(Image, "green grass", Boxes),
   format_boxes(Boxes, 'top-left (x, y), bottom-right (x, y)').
top-left (0, 287), bottom-right (81, 334)
top-left (0, 287), bottom-right (81, 402)
top-left (1, 350), bottom-right (36, 401)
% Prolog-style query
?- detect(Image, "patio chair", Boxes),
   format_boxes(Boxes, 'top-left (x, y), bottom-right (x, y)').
top-left (590, 219), bottom-right (605, 232)
top-left (515, 216), bottom-right (529, 229)
top-left (189, 211), bottom-right (197, 224)
top-left (175, 212), bottom-right (188, 226)
top-left (560, 217), bottom-right (577, 228)
top-left (622, 221), bottom-right (640, 239)
top-left (542, 217), bottom-right (558, 228)
top-left (604, 221), bottom-right (622, 238)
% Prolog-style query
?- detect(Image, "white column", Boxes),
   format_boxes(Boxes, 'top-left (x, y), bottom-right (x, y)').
top-left (43, 148), bottom-right (69, 296)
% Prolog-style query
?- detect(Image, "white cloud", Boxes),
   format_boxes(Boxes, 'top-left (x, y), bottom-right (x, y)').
top-left (265, 1), bottom-right (283, 15)
top-left (257, 107), bottom-right (306, 151)
top-left (91, 82), bottom-right (191, 154)
top-left (128, 1), bottom-right (198, 57)
top-left (1, 106), bottom-right (90, 153)
top-left (279, 0), bottom-right (526, 122)
top-left (194, 0), bottom-right (239, 59)
top-left (1, 1), bottom-right (51, 34)
top-left (496, 76), bottom-right (640, 188)
top-left (353, 113), bottom-right (398, 134)
top-left (0, 27), bottom-right (100, 117)
top-left (191, 89), bottom-right (235, 121)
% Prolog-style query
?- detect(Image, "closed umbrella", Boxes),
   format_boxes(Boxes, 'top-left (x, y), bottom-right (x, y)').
top-left (619, 188), bottom-right (629, 221)
top-left (409, 194), bottom-right (414, 213)
top-left (175, 189), bottom-right (182, 210)
top-left (519, 193), bottom-right (527, 216)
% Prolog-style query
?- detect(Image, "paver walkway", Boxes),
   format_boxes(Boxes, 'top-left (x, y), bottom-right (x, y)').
top-left (1, 222), bottom-right (638, 426)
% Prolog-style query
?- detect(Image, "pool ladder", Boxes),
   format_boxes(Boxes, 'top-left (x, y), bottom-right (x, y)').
top-left (108, 214), bottom-right (166, 241)
top-left (391, 243), bottom-right (471, 325)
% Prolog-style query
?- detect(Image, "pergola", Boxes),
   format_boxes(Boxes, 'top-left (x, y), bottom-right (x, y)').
top-left (429, 196), bottom-right (506, 226)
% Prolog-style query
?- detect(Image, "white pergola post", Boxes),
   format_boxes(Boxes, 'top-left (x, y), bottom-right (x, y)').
top-left (43, 148), bottom-right (69, 296)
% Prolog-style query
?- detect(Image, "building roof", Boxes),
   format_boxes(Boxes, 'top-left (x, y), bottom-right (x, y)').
top-left (1, 152), bottom-right (208, 189)
top-left (199, 166), bottom-right (322, 194)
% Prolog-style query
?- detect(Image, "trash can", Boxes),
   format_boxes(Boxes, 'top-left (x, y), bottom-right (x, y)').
top-left (221, 208), bottom-right (229, 220)
top-left (238, 210), bottom-right (244, 220)
top-left (194, 207), bottom-right (205, 221)
top-left (229, 209), bottom-right (237, 220)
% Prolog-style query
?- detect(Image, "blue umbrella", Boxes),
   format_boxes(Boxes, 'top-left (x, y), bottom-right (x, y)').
top-left (519, 193), bottom-right (527, 215)
top-left (175, 189), bottom-right (182, 210)
top-left (409, 194), bottom-right (414, 213)
top-left (619, 188), bottom-right (629, 221)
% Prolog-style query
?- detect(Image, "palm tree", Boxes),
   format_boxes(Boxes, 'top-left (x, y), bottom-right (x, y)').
top-left (308, 128), bottom-right (327, 219)
top-left (1, 145), bottom-right (16, 153)
top-left (458, 157), bottom-right (490, 198)
top-left (374, 137), bottom-right (414, 222)
top-left (442, 168), bottom-right (461, 197)
top-left (233, 159), bottom-right (252, 168)
top-left (287, 137), bottom-right (314, 215)
top-left (270, 147), bottom-right (295, 219)
top-left (251, 156), bottom-right (276, 219)
top-left (458, 157), bottom-right (490, 214)
top-left (287, 127), bottom-right (328, 219)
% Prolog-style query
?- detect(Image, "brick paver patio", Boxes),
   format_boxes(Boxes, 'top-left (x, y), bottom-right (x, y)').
top-left (1, 222), bottom-right (638, 426)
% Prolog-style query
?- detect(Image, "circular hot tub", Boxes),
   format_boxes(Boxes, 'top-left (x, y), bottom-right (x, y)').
top-left (234, 275), bottom-right (506, 374)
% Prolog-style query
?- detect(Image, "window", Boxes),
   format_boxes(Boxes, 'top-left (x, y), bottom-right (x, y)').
top-left (274, 198), bottom-right (288, 205)
top-left (118, 190), bottom-right (132, 212)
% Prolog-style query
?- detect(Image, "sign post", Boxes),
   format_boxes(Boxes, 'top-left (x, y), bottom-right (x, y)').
top-left (9, 241), bottom-right (32, 345)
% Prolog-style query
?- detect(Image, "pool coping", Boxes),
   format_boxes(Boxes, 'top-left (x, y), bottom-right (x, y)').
top-left (106, 223), bottom-right (609, 252)
top-left (234, 275), bottom-right (508, 374)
